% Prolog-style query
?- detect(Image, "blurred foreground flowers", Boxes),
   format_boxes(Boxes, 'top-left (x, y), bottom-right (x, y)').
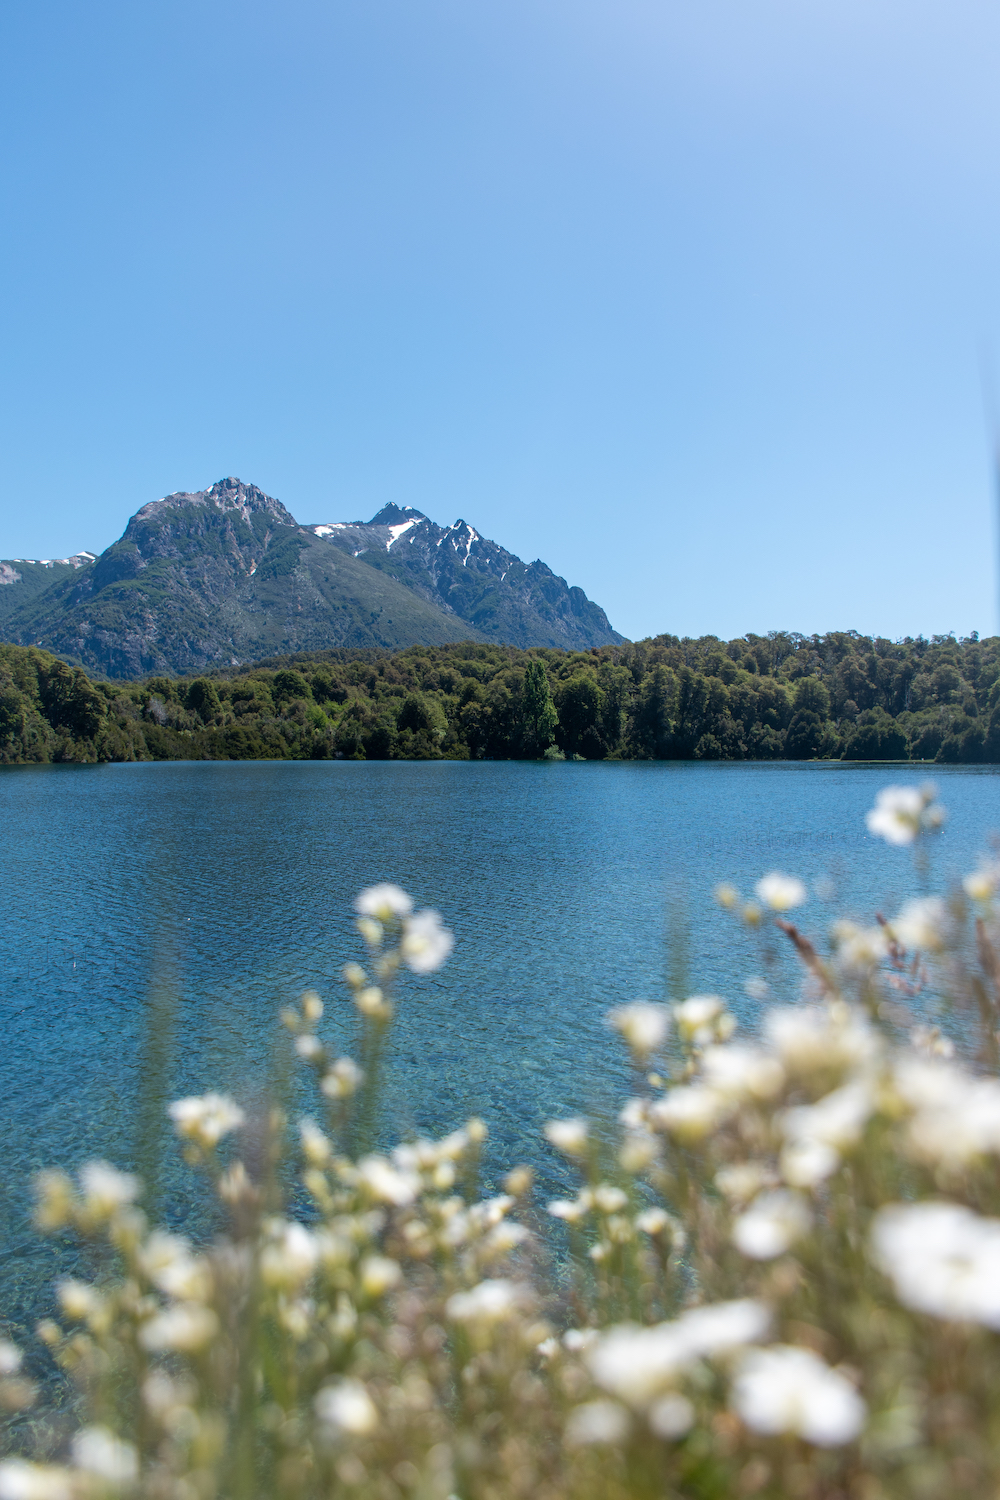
top-left (8, 800), bottom-right (1000, 1498)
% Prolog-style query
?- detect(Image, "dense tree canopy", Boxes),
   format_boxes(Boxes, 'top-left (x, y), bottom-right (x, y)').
top-left (2, 629), bottom-right (1000, 765)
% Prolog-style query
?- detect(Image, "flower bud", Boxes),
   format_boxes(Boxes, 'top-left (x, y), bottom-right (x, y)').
top-left (301, 991), bottom-right (324, 1023)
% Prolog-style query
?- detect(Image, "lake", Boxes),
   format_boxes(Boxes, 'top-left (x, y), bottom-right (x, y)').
top-left (2, 758), bottom-right (1000, 1339)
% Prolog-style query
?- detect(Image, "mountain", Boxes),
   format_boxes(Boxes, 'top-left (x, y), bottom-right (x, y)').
top-left (1, 478), bottom-right (623, 678)
top-left (1, 479), bottom-right (480, 678)
top-left (0, 552), bottom-right (96, 626)
top-left (308, 504), bottom-right (623, 651)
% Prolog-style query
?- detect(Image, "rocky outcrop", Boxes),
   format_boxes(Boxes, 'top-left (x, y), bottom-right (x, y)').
top-left (308, 503), bottom-right (623, 650)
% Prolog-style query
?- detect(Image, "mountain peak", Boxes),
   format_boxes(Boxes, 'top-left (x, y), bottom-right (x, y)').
top-left (307, 502), bottom-right (623, 649)
top-left (367, 503), bottom-right (427, 527)
top-left (133, 477), bottom-right (299, 530)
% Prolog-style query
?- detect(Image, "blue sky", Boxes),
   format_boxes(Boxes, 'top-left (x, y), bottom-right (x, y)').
top-left (2, 0), bottom-right (1000, 643)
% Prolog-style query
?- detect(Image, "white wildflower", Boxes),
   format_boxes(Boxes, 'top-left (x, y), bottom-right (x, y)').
top-left (781, 1081), bottom-right (873, 1159)
top-left (359, 1256), bottom-right (402, 1297)
top-left (142, 1370), bottom-right (195, 1421)
top-left (607, 1003), bottom-right (670, 1057)
top-left (57, 1280), bottom-right (104, 1324)
top-left (733, 1189), bottom-right (811, 1259)
top-left (168, 1093), bottom-right (244, 1148)
top-left (891, 897), bottom-right (949, 953)
top-left (0, 1342), bottom-right (22, 1376)
top-left (679, 1299), bottom-right (772, 1356)
top-left (71, 1426), bottom-right (138, 1486)
top-left (744, 977), bottom-right (770, 1001)
top-left (715, 1163), bottom-right (773, 1205)
top-left (139, 1303), bottom-right (219, 1352)
top-left (755, 873), bottom-right (807, 911)
top-left (732, 1346), bottom-right (866, 1445)
top-left (674, 995), bottom-right (733, 1045)
top-left (354, 884), bottom-right (413, 919)
top-left (260, 1221), bottom-right (319, 1291)
top-left (865, 783), bottom-right (944, 846)
top-left (565, 1399), bottom-right (631, 1446)
top-left (908, 1025), bottom-right (954, 1059)
top-left (33, 1171), bottom-right (74, 1231)
top-left (431, 1159), bottom-right (456, 1189)
top-left (315, 1378), bottom-right (379, 1435)
top-left (544, 1118), bottom-right (589, 1155)
top-left (299, 1118), bottom-right (332, 1165)
top-left (321, 1057), bottom-right (364, 1099)
top-left (780, 1139), bottom-right (840, 1189)
top-left (0, 1461), bottom-right (75, 1500)
top-left (634, 1207), bottom-right (671, 1236)
top-left (871, 1201), bottom-right (1000, 1326)
top-left (401, 909), bottom-right (454, 973)
top-left (356, 1155), bottom-right (419, 1206)
top-left (890, 1054), bottom-right (964, 1113)
top-left (701, 1044), bottom-right (784, 1102)
top-left (139, 1232), bottom-right (212, 1302)
top-left (593, 1184), bottom-right (628, 1213)
top-left (765, 1003), bottom-right (877, 1078)
top-left (563, 1328), bottom-right (599, 1352)
top-left (78, 1161), bottom-right (140, 1217)
top-left (589, 1301), bottom-right (769, 1408)
top-left (315, 1228), bottom-right (352, 1268)
top-left (483, 1221), bottom-right (531, 1256)
top-left (618, 1098), bottom-right (649, 1131)
top-left (648, 1393), bottom-right (696, 1438)
top-left (547, 1193), bottom-right (593, 1224)
top-left (831, 921), bottom-right (890, 973)
top-left (355, 985), bottom-right (392, 1019)
top-left (294, 1034), bottom-right (323, 1061)
top-left (587, 1323), bottom-right (692, 1406)
top-left (891, 1057), bottom-right (1000, 1164)
top-left (649, 1085), bottom-right (733, 1142)
top-left (278, 1297), bottom-right (314, 1341)
top-left (619, 1130), bottom-right (659, 1173)
top-left (446, 1279), bottom-right (532, 1324)
top-left (964, 863), bottom-right (1000, 904)
top-left (442, 1126), bottom-right (476, 1159)
top-left (301, 990), bottom-right (323, 1022)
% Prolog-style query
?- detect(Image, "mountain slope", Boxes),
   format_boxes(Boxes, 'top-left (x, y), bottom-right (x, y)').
top-left (0, 552), bottom-right (96, 626)
top-left (308, 504), bottom-right (623, 650)
top-left (4, 479), bottom-right (482, 678)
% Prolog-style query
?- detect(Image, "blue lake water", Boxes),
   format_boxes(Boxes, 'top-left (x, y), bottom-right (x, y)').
top-left (3, 758), bottom-right (1000, 1341)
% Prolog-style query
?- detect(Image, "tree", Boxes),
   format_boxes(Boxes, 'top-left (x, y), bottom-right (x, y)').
top-left (520, 659), bottom-right (558, 756)
top-left (633, 665), bottom-right (676, 758)
top-left (185, 678), bottom-right (222, 721)
top-left (554, 672), bottom-right (604, 758)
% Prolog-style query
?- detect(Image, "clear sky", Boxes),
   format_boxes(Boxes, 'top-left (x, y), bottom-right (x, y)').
top-left (2, 0), bottom-right (999, 643)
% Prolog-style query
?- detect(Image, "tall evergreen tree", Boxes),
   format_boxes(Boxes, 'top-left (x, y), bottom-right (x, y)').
top-left (521, 658), bottom-right (559, 755)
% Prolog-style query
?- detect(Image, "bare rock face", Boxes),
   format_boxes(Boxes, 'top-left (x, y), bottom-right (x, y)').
top-left (0, 479), bottom-right (622, 678)
top-left (308, 503), bottom-right (623, 651)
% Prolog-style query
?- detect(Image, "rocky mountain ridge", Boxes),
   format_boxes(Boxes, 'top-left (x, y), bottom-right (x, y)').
top-left (0, 478), bottom-right (622, 677)
top-left (0, 552), bottom-right (96, 625)
top-left (309, 503), bottom-right (622, 651)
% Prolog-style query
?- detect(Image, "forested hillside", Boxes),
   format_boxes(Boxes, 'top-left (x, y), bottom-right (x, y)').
top-left (2, 629), bottom-right (1000, 766)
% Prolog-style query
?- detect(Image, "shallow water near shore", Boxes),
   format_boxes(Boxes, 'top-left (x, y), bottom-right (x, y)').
top-left (2, 758), bottom-right (1000, 1338)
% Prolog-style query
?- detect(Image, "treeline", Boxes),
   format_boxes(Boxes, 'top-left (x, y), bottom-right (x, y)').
top-left (3, 630), bottom-right (1000, 767)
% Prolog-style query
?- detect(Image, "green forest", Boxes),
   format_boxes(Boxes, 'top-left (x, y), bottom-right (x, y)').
top-left (3, 629), bottom-right (1000, 766)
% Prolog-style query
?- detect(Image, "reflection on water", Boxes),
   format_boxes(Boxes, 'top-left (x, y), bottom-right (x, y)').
top-left (2, 758), bottom-right (999, 1335)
